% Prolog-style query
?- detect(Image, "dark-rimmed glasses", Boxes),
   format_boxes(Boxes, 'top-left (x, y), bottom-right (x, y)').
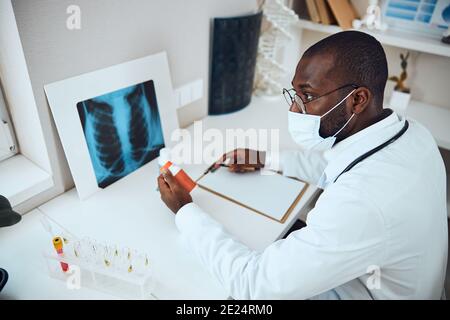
top-left (283, 84), bottom-right (359, 114)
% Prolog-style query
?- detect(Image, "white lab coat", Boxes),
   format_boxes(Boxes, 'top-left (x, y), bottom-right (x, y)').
top-left (175, 111), bottom-right (448, 299)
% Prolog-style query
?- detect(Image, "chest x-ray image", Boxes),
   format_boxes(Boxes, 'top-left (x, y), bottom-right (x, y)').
top-left (77, 80), bottom-right (164, 188)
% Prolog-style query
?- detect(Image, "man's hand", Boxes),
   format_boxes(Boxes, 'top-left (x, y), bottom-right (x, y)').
top-left (157, 169), bottom-right (193, 214)
top-left (214, 148), bottom-right (266, 173)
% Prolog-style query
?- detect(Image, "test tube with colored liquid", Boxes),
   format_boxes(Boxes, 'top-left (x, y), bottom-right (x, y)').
top-left (52, 236), bottom-right (69, 272)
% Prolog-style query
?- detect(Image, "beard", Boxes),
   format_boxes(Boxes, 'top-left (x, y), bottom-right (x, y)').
top-left (318, 102), bottom-right (352, 139)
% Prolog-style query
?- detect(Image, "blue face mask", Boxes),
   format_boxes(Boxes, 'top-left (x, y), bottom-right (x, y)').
top-left (288, 88), bottom-right (356, 151)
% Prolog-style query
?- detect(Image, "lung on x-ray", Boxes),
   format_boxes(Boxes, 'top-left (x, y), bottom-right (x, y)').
top-left (76, 80), bottom-right (164, 188)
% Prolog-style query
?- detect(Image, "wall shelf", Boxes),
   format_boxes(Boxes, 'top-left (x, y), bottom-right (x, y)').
top-left (297, 19), bottom-right (450, 58)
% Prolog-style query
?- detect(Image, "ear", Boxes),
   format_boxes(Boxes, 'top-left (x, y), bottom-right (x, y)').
top-left (351, 87), bottom-right (371, 114)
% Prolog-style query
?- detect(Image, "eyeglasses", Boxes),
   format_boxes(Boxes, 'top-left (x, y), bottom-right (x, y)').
top-left (283, 84), bottom-right (359, 114)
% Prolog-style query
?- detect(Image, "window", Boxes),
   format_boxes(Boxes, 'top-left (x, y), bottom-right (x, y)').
top-left (0, 82), bottom-right (18, 162)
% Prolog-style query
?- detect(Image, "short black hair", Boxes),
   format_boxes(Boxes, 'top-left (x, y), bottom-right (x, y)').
top-left (303, 31), bottom-right (388, 106)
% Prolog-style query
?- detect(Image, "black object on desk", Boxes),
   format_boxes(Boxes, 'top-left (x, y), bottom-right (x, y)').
top-left (209, 12), bottom-right (262, 115)
top-left (0, 195), bottom-right (21, 227)
top-left (0, 268), bottom-right (8, 292)
top-left (0, 195), bottom-right (22, 293)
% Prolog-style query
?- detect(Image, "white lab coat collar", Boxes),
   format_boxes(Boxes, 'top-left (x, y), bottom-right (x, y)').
top-left (318, 110), bottom-right (405, 188)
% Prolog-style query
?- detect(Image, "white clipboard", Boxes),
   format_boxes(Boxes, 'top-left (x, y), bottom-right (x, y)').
top-left (196, 167), bottom-right (308, 223)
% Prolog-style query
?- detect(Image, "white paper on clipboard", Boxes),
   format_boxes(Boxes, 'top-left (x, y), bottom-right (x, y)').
top-left (196, 168), bottom-right (308, 223)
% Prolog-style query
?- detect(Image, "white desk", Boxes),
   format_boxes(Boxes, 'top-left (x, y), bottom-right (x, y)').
top-left (0, 97), bottom-right (319, 299)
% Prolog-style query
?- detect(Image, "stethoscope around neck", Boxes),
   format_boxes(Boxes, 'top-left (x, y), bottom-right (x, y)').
top-left (333, 120), bottom-right (410, 183)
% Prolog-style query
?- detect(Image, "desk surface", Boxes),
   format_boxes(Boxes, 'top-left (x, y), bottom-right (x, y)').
top-left (0, 97), bottom-right (319, 299)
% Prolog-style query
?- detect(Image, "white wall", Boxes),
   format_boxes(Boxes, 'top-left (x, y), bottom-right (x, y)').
top-left (0, 0), bottom-right (51, 172)
top-left (0, 0), bottom-right (61, 213)
top-left (10, 0), bottom-right (259, 199)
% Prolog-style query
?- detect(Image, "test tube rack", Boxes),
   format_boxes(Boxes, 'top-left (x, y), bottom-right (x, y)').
top-left (43, 237), bottom-right (156, 299)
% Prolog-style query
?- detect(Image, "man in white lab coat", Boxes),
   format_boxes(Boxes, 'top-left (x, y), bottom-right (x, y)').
top-left (157, 31), bottom-right (448, 299)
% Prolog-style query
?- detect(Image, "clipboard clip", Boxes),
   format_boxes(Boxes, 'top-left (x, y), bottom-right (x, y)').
top-left (203, 158), bottom-right (231, 175)
top-left (203, 160), bottom-right (257, 175)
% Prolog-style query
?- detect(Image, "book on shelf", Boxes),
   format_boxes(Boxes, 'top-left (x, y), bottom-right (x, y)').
top-left (327, 0), bottom-right (358, 30)
top-left (315, 0), bottom-right (336, 25)
top-left (306, 0), bottom-right (321, 23)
